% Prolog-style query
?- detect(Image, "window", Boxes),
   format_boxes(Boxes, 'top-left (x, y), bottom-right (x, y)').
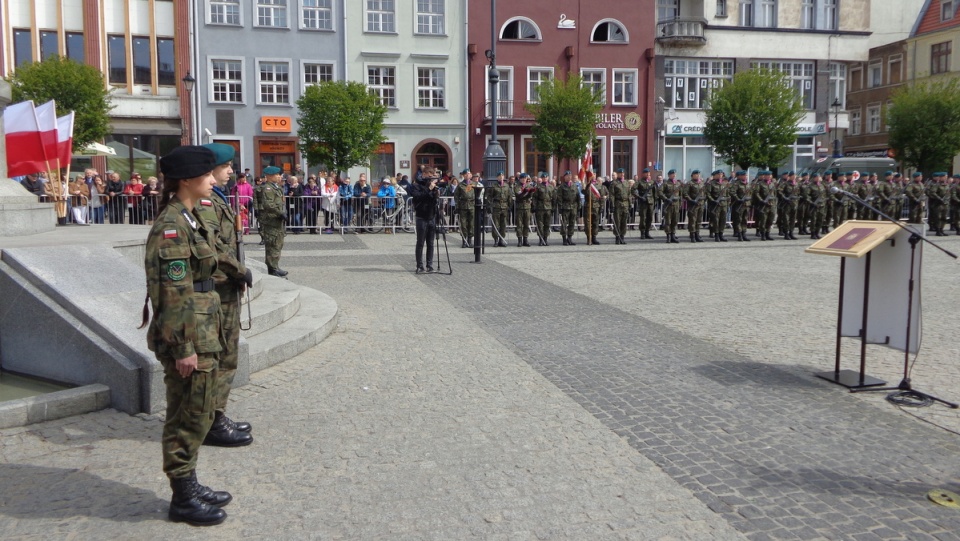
top-left (612, 69), bottom-right (637, 105)
top-left (867, 105), bottom-right (881, 134)
top-left (13, 29), bottom-right (32, 67)
top-left (828, 62), bottom-right (846, 109)
top-left (592, 20), bottom-right (627, 43)
top-left (210, 0), bottom-right (241, 25)
top-left (256, 0), bottom-right (287, 28)
top-left (527, 68), bottom-right (552, 103)
top-left (801, 0), bottom-right (814, 28)
top-left (717, 0), bottom-right (728, 17)
top-left (849, 64), bottom-right (862, 92)
top-left (612, 139), bottom-right (634, 176)
top-left (867, 60), bottom-right (882, 88)
top-left (367, 66), bottom-right (396, 107)
top-left (752, 61), bottom-right (814, 108)
top-left (302, 0), bottom-right (332, 30)
top-left (211, 59), bottom-right (243, 103)
top-left (581, 69), bottom-right (606, 104)
top-left (416, 0), bottom-right (445, 35)
top-left (66, 32), bottom-right (84, 62)
top-left (931, 41), bottom-right (951, 75)
top-left (372, 142), bottom-right (396, 181)
top-left (156, 38), bottom-right (175, 86)
top-left (416, 67), bottom-right (445, 109)
top-left (888, 55), bottom-right (902, 85)
top-left (107, 35), bottom-right (126, 85)
top-left (823, 0), bottom-right (838, 30)
top-left (500, 17), bottom-right (541, 40)
top-left (40, 31), bottom-right (58, 61)
top-left (664, 58), bottom-right (734, 109)
top-left (850, 108), bottom-right (861, 136)
top-left (942, 0), bottom-right (956, 21)
top-left (591, 138), bottom-right (605, 177)
top-left (366, 0), bottom-right (395, 33)
top-left (258, 61), bottom-right (290, 104)
top-left (802, 0), bottom-right (837, 30)
top-left (132, 36), bottom-right (151, 85)
top-left (741, 0), bottom-right (777, 27)
top-left (304, 63), bottom-right (334, 87)
top-left (523, 137), bottom-right (549, 177)
top-left (485, 65), bottom-right (514, 117)
top-left (658, 0), bottom-right (679, 21)
top-left (885, 102), bottom-right (893, 131)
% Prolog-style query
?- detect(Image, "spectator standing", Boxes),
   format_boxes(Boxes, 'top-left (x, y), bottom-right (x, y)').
top-left (286, 175), bottom-right (303, 233)
top-left (302, 176), bottom-right (320, 233)
top-left (124, 173), bottom-right (146, 225)
top-left (20, 173), bottom-right (46, 197)
top-left (338, 176), bottom-right (354, 230)
top-left (143, 176), bottom-right (161, 223)
top-left (353, 174), bottom-right (371, 231)
top-left (88, 175), bottom-right (106, 224)
top-left (321, 176), bottom-right (338, 233)
top-left (105, 172), bottom-right (126, 224)
top-left (233, 174), bottom-right (254, 213)
top-left (377, 177), bottom-right (397, 232)
top-left (69, 174), bottom-right (90, 224)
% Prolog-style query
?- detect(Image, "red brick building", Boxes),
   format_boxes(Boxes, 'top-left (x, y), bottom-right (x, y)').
top-left (467, 1), bottom-right (656, 178)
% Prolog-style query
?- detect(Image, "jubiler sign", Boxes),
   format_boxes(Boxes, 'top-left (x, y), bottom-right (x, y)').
top-left (596, 112), bottom-right (643, 132)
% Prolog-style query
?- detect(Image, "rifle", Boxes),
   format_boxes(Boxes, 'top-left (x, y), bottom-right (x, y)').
top-left (236, 213), bottom-right (253, 331)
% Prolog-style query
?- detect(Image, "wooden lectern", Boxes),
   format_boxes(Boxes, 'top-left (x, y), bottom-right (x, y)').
top-left (805, 220), bottom-right (922, 389)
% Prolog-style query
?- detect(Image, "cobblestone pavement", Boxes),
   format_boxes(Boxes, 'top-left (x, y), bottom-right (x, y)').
top-left (0, 231), bottom-right (744, 540)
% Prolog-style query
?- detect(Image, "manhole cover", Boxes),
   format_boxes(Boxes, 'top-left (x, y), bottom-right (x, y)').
top-left (927, 489), bottom-right (960, 509)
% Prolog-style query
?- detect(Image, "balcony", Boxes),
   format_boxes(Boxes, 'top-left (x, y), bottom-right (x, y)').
top-left (483, 100), bottom-right (534, 123)
top-left (656, 18), bottom-right (708, 47)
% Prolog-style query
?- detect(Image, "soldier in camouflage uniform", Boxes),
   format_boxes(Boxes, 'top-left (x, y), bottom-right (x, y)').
top-left (905, 172), bottom-right (926, 224)
top-left (729, 171), bottom-right (751, 242)
top-left (752, 170), bottom-right (776, 241)
top-left (256, 166), bottom-right (287, 276)
top-left (806, 173), bottom-right (828, 239)
top-left (608, 168), bottom-right (631, 244)
top-left (634, 168), bottom-right (655, 239)
top-left (705, 170), bottom-right (729, 242)
top-left (927, 172), bottom-right (950, 236)
top-left (196, 144), bottom-right (254, 448)
top-left (778, 173), bottom-right (801, 240)
top-left (951, 174), bottom-right (960, 234)
top-left (514, 174), bottom-right (536, 246)
top-left (684, 170), bottom-right (705, 243)
top-left (831, 171), bottom-right (850, 228)
top-left (557, 173), bottom-right (581, 245)
top-left (453, 170), bottom-right (476, 248)
top-left (854, 173), bottom-right (874, 220)
top-left (485, 172), bottom-right (513, 247)
top-left (661, 170), bottom-right (681, 244)
top-left (874, 171), bottom-right (896, 220)
top-left (583, 173), bottom-right (607, 244)
top-left (533, 172), bottom-right (556, 246)
top-left (144, 146), bottom-right (233, 526)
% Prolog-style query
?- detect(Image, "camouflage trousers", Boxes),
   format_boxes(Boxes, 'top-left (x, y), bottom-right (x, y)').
top-left (755, 206), bottom-right (773, 233)
top-left (491, 208), bottom-right (508, 241)
top-left (710, 204), bottom-right (727, 234)
top-left (261, 218), bottom-right (285, 269)
top-left (458, 209), bottom-right (474, 240)
top-left (731, 205), bottom-right (748, 234)
top-left (535, 210), bottom-right (552, 239)
top-left (687, 204), bottom-right (703, 234)
top-left (160, 353), bottom-right (218, 478)
top-left (833, 203), bottom-right (849, 228)
top-left (515, 207), bottom-right (531, 238)
top-left (215, 298), bottom-right (241, 412)
top-left (929, 203), bottom-right (947, 230)
top-left (662, 203), bottom-right (679, 234)
top-left (637, 203), bottom-right (653, 233)
top-left (781, 203), bottom-right (797, 231)
top-left (808, 205), bottom-right (826, 233)
top-left (560, 208), bottom-right (577, 238)
top-left (584, 206), bottom-right (601, 241)
top-left (613, 205), bottom-right (628, 238)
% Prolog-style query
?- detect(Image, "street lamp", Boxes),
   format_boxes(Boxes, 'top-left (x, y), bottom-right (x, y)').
top-left (477, 0), bottom-right (506, 263)
top-left (831, 97), bottom-right (842, 158)
top-left (182, 73), bottom-right (196, 145)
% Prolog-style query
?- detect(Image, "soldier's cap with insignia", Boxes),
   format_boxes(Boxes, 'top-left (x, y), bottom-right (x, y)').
top-left (538, 171), bottom-right (548, 177)
top-left (953, 174), bottom-right (960, 179)
top-left (159, 145), bottom-right (216, 180)
top-left (884, 170), bottom-right (894, 176)
top-left (263, 165), bottom-right (282, 176)
top-left (460, 168), bottom-right (470, 174)
top-left (912, 172), bottom-right (923, 177)
top-left (736, 170), bottom-right (747, 176)
top-left (616, 168), bottom-right (625, 173)
top-left (642, 168), bottom-right (650, 173)
top-left (759, 170), bottom-right (771, 175)
top-left (565, 170), bottom-right (571, 175)
top-left (667, 169), bottom-right (676, 174)
top-left (894, 173), bottom-right (902, 178)
top-left (498, 171), bottom-right (504, 175)
top-left (201, 143), bottom-right (235, 166)
top-left (811, 173), bottom-right (821, 178)
top-left (519, 173), bottom-right (529, 178)
top-left (787, 170), bottom-right (795, 175)
top-left (691, 169), bottom-right (700, 174)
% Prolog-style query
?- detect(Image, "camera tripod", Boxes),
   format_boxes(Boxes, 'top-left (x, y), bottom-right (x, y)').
top-left (431, 196), bottom-right (452, 275)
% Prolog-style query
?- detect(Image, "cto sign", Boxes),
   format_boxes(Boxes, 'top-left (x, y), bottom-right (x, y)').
top-left (261, 116), bottom-right (292, 133)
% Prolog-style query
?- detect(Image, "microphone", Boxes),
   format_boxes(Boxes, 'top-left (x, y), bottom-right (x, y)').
top-left (830, 186), bottom-right (856, 197)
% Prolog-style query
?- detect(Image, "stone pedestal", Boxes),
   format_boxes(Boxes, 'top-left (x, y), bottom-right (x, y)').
top-left (0, 80), bottom-right (56, 235)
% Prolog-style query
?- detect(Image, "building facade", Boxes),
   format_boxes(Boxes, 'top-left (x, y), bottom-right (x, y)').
top-left (1, 0), bottom-right (191, 178)
top-left (467, 0), bottom-right (657, 179)
top-left (842, 40), bottom-right (908, 158)
top-left (193, 0), bottom-right (345, 175)
top-left (343, 0), bottom-right (468, 182)
top-left (653, 0), bottom-right (916, 177)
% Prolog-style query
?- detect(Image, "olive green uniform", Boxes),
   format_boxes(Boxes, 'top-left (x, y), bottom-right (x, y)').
top-left (927, 180), bottom-right (949, 234)
top-left (831, 180), bottom-right (849, 228)
top-left (875, 178), bottom-right (895, 220)
top-left (608, 179), bottom-right (631, 243)
top-left (634, 178), bottom-right (655, 238)
top-left (256, 180), bottom-right (286, 271)
top-left (950, 181), bottom-right (960, 232)
top-left (533, 182), bottom-right (556, 245)
top-left (705, 179), bottom-right (729, 240)
top-left (514, 181), bottom-right (536, 244)
top-left (485, 180), bottom-right (513, 245)
top-left (753, 180), bottom-right (776, 239)
top-left (145, 198), bottom-right (222, 479)
top-left (556, 182), bottom-right (581, 244)
top-left (778, 182), bottom-right (800, 238)
top-left (660, 181), bottom-right (681, 242)
top-left (806, 180), bottom-right (827, 239)
top-left (905, 180), bottom-right (926, 224)
top-left (729, 179), bottom-right (751, 240)
top-left (684, 181), bottom-right (705, 242)
top-left (453, 182), bottom-right (476, 247)
top-left (583, 181), bottom-right (607, 244)
top-left (855, 180), bottom-right (874, 220)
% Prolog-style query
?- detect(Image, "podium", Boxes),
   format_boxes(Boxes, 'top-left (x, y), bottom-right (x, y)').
top-left (805, 220), bottom-right (923, 389)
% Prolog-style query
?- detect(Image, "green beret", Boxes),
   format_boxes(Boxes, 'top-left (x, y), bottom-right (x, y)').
top-left (667, 169), bottom-right (676, 174)
top-left (811, 173), bottom-right (821, 178)
top-left (894, 173), bottom-right (902, 178)
top-left (460, 168), bottom-right (470, 175)
top-left (263, 166), bottom-right (282, 175)
top-left (691, 169), bottom-right (700, 175)
top-left (736, 170), bottom-right (747, 176)
top-left (497, 171), bottom-right (504, 175)
top-left (642, 168), bottom-right (650, 173)
top-left (884, 170), bottom-right (894, 176)
top-left (519, 173), bottom-right (529, 178)
top-left (616, 168), bottom-right (625, 173)
top-left (912, 172), bottom-right (923, 177)
top-left (160, 146), bottom-right (216, 180)
top-left (538, 171), bottom-right (547, 177)
top-left (787, 171), bottom-right (795, 175)
top-left (954, 174), bottom-right (960, 179)
top-left (201, 143), bottom-right (235, 166)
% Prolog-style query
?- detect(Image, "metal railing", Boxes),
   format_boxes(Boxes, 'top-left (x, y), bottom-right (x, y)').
top-left (483, 100), bottom-right (534, 121)
top-left (656, 18), bottom-right (708, 46)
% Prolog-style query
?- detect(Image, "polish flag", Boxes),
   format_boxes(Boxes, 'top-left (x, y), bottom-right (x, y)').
top-left (2, 100), bottom-right (47, 177)
top-left (56, 112), bottom-right (75, 168)
top-left (34, 100), bottom-right (59, 169)
top-left (578, 143), bottom-right (592, 181)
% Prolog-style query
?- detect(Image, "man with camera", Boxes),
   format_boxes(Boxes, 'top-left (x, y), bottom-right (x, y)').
top-left (408, 168), bottom-right (442, 273)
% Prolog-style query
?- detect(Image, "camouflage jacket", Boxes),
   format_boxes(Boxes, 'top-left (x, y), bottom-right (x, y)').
top-left (779, 183), bottom-right (801, 206)
top-left (927, 183), bottom-right (950, 205)
top-left (145, 197), bottom-right (223, 359)
top-left (660, 182), bottom-right (681, 206)
top-left (258, 181), bottom-right (286, 220)
top-left (684, 182), bottom-right (704, 207)
top-left (705, 181), bottom-right (728, 206)
top-left (485, 181), bottom-right (514, 211)
top-left (905, 182), bottom-right (927, 205)
top-left (753, 182), bottom-right (775, 207)
top-left (633, 180), bottom-right (656, 205)
top-left (196, 190), bottom-right (247, 300)
top-left (608, 180), bottom-right (631, 207)
top-left (533, 183), bottom-right (556, 211)
top-left (806, 183), bottom-right (827, 207)
top-left (556, 183), bottom-right (581, 211)
top-left (453, 183), bottom-right (475, 209)
top-left (729, 182), bottom-right (751, 207)
top-left (583, 182), bottom-right (607, 212)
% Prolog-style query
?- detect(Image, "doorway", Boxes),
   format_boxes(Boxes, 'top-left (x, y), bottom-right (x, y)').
top-left (414, 141), bottom-right (450, 176)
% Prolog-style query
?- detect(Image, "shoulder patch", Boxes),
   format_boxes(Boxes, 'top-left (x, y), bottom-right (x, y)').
top-left (200, 199), bottom-right (213, 206)
top-left (163, 229), bottom-right (178, 239)
top-left (166, 260), bottom-right (188, 281)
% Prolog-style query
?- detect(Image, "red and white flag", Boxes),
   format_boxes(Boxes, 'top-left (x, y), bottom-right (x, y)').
top-left (34, 100), bottom-right (59, 169)
top-left (3, 100), bottom-right (47, 177)
top-left (56, 112), bottom-right (75, 168)
top-left (578, 143), bottom-right (592, 181)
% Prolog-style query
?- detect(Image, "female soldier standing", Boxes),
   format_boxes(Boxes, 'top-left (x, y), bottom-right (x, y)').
top-left (142, 145), bottom-right (232, 526)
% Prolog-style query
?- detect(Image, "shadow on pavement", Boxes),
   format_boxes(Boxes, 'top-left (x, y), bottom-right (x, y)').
top-left (690, 359), bottom-right (823, 388)
top-left (0, 464), bottom-right (167, 523)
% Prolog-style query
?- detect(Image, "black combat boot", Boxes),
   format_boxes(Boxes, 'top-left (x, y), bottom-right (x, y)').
top-left (713, 233), bottom-right (720, 242)
top-left (822, 226), bottom-right (829, 234)
top-left (522, 237), bottom-right (530, 247)
top-left (568, 237), bottom-right (576, 246)
top-left (219, 413), bottom-right (251, 433)
top-left (670, 234), bottom-right (680, 244)
top-left (467, 238), bottom-right (474, 248)
top-left (517, 238), bottom-right (522, 247)
top-left (267, 267), bottom-right (288, 278)
top-left (719, 232), bottom-right (728, 242)
top-left (190, 470), bottom-right (232, 508)
top-left (462, 239), bottom-right (468, 248)
top-left (690, 234), bottom-right (696, 243)
top-left (742, 232), bottom-right (751, 242)
top-left (203, 411), bottom-right (254, 447)
top-left (543, 238), bottom-right (549, 246)
top-left (695, 233), bottom-right (704, 243)
top-left (562, 237), bottom-right (569, 246)
top-left (169, 474), bottom-right (227, 526)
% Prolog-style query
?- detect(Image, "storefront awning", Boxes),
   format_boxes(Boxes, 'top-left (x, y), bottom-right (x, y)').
top-left (110, 117), bottom-right (183, 136)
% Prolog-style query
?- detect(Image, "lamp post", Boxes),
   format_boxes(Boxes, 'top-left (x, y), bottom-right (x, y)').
top-left (831, 97), bottom-right (842, 158)
top-left (182, 73), bottom-right (197, 145)
top-left (477, 0), bottom-right (506, 263)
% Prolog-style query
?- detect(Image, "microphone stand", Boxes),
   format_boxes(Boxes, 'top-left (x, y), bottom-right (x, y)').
top-left (834, 187), bottom-right (959, 408)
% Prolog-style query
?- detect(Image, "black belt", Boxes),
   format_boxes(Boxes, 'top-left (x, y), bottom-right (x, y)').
top-left (193, 279), bottom-right (215, 292)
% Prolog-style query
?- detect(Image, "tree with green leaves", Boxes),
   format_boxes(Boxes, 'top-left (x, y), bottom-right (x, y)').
top-left (6, 56), bottom-right (113, 148)
top-left (703, 68), bottom-right (806, 172)
top-left (525, 72), bottom-right (604, 172)
top-left (297, 80), bottom-right (387, 176)
top-left (888, 78), bottom-right (960, 174)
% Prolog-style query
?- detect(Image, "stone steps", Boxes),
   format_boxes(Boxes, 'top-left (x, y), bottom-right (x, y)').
top-left (245, 285), bottom-right (338, 373)
top-left (241, 277), bottom-right (301, 338)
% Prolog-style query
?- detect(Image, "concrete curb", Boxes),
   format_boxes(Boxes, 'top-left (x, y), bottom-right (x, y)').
top-left (0, 384), bottom-right (111, 429)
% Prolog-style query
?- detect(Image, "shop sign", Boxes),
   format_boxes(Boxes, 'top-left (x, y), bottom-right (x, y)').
top-left (595, 112), bottom-right (643, 132)
top-left (844, 149), bottom-right (895, 158)
top-left (261, 116), bottom-right (292, 133)
top-left (667, 122), bottom-right (827, 137)
top-left (259, 140), bottom-right (297, 153)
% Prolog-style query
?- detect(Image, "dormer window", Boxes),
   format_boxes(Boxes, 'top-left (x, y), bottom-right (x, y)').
top-left (591, 19), bottom-right (628, 43)
top-left (500, 17), bottom-right (541, 40)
